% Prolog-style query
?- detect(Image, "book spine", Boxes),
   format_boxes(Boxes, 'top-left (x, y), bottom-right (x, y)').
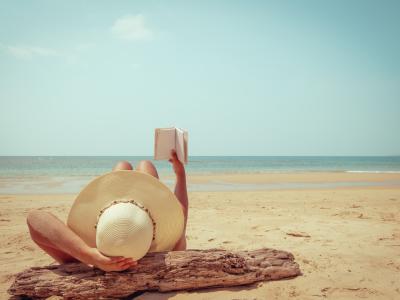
top-left (154, 129), bottom-right (158, 160)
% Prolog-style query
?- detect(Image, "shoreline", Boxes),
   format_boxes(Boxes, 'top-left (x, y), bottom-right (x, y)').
top-left (0, 172), bottom-right (400, 195)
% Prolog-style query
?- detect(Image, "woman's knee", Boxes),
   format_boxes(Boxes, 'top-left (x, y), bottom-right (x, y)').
top-left (27, 210), bottom-right (46, 239)
top-left (136, 160), bottom-right (159, 178)
top-left (27, 209), bottom-right (44, 227)
top-left (112, 160), bottom-right (133, 171)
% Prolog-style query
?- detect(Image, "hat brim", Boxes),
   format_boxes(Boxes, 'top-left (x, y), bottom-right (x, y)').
top-left (67, 170), bottom-right (185, 253)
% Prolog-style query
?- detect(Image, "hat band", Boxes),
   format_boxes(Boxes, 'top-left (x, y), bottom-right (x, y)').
top-left (94, 199), bottom-right (156, 241)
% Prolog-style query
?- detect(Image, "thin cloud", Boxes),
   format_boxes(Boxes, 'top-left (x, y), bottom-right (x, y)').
top-left (111, 14), bottom-right (153, 41)
top-left (4, 45), bottom-right (59, 60)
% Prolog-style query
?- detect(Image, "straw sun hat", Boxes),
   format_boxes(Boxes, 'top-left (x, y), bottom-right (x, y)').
top-left (67, 170), bottom-right (185, 260)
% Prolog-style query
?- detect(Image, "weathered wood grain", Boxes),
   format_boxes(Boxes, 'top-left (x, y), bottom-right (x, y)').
top-left (9, 248), bottom-right (301, 299)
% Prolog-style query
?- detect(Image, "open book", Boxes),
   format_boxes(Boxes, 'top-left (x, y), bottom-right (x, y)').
top-left (154, 127), bottom-right (188, 164)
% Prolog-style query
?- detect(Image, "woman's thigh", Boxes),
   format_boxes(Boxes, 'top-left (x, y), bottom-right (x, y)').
top-left (135, 160), bottom-right (159, 179)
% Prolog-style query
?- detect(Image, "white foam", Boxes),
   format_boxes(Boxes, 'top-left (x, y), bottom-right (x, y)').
top-left (346, 170), bottom-right (400, 174)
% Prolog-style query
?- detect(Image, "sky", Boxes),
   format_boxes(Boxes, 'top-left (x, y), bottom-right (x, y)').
top-left (0, 0), bottom-right (399, 156)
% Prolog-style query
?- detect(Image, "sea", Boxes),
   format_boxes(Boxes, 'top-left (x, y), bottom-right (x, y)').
top-left (0, 156), bottom-right (399, 194)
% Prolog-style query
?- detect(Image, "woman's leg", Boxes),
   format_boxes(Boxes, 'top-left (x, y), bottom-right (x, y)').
top-left (113, 159), bottom-right (158, 177)
top-left (113, 160), bottom-right (133, 171)
top-left (135, 160), bottom-right (159, 178)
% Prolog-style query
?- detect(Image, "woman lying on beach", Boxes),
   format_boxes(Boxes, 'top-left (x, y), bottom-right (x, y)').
top-left (26, 150), bottom-right (188, 272)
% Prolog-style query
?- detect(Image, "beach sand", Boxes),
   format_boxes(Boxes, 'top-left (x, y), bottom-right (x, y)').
top-left (1, 172), bottom-right (399, 299)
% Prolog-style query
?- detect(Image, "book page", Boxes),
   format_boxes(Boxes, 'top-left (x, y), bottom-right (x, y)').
top-left (175, 128), bottom-right (188, 164)
top-left (183, 130), bottom-right (188, 163)
top-left (154, 128), bottom-right (176, 160)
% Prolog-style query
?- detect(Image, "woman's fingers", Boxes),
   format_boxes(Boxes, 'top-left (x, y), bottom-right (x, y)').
top-left (105, 256), bottom-right (133, 265)
top-left (114, 260), bottom-right (137, 271)
top-left (110, 256), bottom-right (125, 262)
top-left (98, 254), bottom-right (138, 271)
top-left (118, 261), bottom-right (135, 268)
top-left (117, 263), bottom-right (133, 271)
top-left (115, 258), bottom-right (136, 266)
top-left (117, 262), bottom-right (129, 268)
top-left (103, 257), bottom-right (123, 264)
top-left (170, 150), bottom-right (178, 160)
top-left (119, 258), bottom-right (134, 265)
top-left (96, 260), bottom-right (137, 272)
top-left (117, 257), bottom-right (132, 262)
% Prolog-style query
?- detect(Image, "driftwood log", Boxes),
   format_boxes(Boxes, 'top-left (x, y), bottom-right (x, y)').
top-left (9, 248), bottom-right (301, 299)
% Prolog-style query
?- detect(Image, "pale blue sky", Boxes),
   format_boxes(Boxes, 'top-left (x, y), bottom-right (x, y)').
top-left (0, 0), bottom-right (399, 156)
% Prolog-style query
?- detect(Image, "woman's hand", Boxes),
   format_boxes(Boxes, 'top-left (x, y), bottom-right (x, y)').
top-left (168, 150), bottom-right (185, 177)
top-left (87, 248), bottom-right (137, 272)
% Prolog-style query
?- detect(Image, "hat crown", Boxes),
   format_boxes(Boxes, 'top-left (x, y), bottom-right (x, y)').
top-left (95, 202), bottom-right (153, 260)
